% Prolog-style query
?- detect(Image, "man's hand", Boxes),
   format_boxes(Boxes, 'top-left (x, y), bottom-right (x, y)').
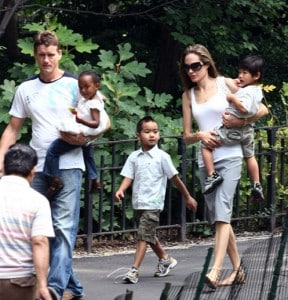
top-left (60, 131), bottom-right (87, 145)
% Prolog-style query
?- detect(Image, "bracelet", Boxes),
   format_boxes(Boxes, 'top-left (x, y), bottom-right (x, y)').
top-left (243, 118), bottom-right (248, 126)
top-left (85, 136), bottom-right (92, 145)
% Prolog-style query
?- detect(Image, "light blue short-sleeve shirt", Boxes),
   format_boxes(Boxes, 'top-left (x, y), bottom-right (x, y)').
top-left (120, 145), bottom-right (178, 210)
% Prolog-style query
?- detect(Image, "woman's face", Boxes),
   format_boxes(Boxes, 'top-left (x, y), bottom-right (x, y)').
top-left (184, 53), bottom-right (208, 84)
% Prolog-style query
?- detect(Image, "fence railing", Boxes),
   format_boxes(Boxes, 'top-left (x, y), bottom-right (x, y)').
top-left (79, 125), bottom-right (288, 252)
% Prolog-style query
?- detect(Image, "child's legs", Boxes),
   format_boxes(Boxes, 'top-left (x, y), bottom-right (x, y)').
top-left (82, 145), bottom-right (98, 180)
top-left (133, 210), bottom-right (164, 268)
top-left (44, 139), bottom-right (78, 177)
top-left (245, 156), bottom-right (260, 183)
top-left (201, 145), bottom-right (215, 176)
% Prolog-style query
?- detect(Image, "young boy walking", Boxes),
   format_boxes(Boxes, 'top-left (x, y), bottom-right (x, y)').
top-left (115, 116), bottom-right (197, 284)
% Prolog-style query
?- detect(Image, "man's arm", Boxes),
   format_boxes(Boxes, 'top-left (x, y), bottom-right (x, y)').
top-left (0, 116), bottom-right (25, 175)
top-left (32, 235), bottom-right (52, 300)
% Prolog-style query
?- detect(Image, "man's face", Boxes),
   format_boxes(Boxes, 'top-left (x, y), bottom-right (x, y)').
top-left (34, 44), bottom-right (62, 78)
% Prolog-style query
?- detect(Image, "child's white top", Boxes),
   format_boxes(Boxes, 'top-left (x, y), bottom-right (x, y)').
top-left (58, 91), bottom-right (108, 136)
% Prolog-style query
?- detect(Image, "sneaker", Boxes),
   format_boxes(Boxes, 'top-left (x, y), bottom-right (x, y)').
top-left (251, 182), bottom-right (264, 201)
top-left (154, 256), bottom-right (177, 277)
top-left (203, 171), bottom-right (224, 194)
top-left (122, 267), bottom-right (139, 284)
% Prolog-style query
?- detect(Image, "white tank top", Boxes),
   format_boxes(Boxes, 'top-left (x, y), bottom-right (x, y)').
top-left (191, 76), bottom-right (243, 167)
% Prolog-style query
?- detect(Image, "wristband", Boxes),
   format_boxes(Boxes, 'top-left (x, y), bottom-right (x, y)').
top-left (85, 136), bottom-right (93, 146)
top-left (243, 118), bottom-right (248, 126)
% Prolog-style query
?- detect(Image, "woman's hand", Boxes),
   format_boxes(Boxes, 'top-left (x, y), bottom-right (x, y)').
top-left (200, 130), bottom-right (221, 150)
top-left (222, 112), bottom-right (243, 128)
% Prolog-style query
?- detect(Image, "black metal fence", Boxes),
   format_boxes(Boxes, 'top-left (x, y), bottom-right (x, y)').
top-left (79, 125), bottom-right (288, 252)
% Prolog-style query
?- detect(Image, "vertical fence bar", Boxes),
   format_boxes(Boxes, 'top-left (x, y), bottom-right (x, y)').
top-left (84, 171), bottom-right (93, 252)
top-left (266, 127), bottom-right (278, 232)
top-left (178, 136), bottom-right (187, 241)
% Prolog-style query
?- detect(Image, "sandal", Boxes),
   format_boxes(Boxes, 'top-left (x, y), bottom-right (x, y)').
top-left (205, 268), bottom-right (221, 289)
top-left (218, 264), bottom-right (246, 286)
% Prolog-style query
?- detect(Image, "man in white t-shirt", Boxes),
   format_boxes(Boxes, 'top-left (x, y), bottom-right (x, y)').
top-left (0, 144), bottom-right (55, 300)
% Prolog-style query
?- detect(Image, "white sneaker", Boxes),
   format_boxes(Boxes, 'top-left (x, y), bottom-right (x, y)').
top-left (154, 256), bottom-right (177, 277)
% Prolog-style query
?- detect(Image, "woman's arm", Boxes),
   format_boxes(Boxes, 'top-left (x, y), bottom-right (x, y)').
top-left (182, 90), bottom-right (202, 145)
top-left (182, 90), bottom-right (221, 149)
top-left (222, 102), bottom-right (269, 127)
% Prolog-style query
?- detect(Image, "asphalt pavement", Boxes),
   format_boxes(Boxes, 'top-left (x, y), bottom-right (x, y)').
top-left (71, 235), bottom-right (270, 300)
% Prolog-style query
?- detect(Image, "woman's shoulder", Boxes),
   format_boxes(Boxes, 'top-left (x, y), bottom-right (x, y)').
top-left (217, 76), bottom-right (238, 93)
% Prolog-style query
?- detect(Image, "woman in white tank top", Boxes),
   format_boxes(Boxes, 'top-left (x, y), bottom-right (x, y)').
top-left (179, 44), bottom-right (268, 288)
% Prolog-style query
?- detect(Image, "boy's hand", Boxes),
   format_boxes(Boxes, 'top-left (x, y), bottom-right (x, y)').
top-left (115, 190), bottom-right (124, 202)
top-left (185, 196), bottom-right (198, 212)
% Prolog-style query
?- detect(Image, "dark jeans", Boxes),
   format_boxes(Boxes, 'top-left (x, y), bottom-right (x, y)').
top-left (43, 138), bottom-right (98, 180)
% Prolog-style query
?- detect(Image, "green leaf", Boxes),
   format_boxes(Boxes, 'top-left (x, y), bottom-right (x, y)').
top-left (75, 38), bottom-right (99, 53)
top-left (97, 50), bottom-right (117, 69)
top-left (117, 43), bottom-right (134, 62)
top-left (122, 61), bottom-right (151, 78)
top-left (17, 38), bottom-right (34, 56)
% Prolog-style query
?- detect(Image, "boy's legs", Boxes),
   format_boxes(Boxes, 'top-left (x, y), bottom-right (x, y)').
top-left (243, 130), bottom-right (264, 201)
top-left (201, 145), bottom-right (224, 195)
top-left (245, 156), bottom-right (264, 200)
top-left (123, 210), bottom-right (177, 283)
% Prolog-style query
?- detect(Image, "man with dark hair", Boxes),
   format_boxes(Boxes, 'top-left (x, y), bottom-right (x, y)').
top-left (0, 144), bottom-right (55, 300)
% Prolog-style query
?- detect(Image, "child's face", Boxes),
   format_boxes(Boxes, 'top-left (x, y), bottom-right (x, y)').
top-left (137, 121), bottom-right (160, 151)
top-left (78, 75), bottom-right (100, 99)
top-left (237, 69), bottom-right (260, 87)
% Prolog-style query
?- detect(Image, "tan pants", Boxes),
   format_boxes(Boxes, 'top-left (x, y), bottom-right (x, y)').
top-left (0, 276), bottom-right (37, 300)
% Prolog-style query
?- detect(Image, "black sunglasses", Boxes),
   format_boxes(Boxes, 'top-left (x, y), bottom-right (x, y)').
top-left (183, 62), bottom-right (204, 72)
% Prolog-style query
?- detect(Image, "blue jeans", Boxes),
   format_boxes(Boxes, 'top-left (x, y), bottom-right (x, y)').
top-left (44, 139), bottom-right (98, 180)
top-left (32, 169), bottom-right (84, 298)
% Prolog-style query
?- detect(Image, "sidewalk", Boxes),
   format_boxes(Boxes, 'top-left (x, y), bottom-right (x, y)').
top-left (71, 236), bottom-right (270, 300)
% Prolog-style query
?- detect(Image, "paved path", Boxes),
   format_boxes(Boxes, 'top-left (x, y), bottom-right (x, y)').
top-left (72, 236), bottom-right (269, 300)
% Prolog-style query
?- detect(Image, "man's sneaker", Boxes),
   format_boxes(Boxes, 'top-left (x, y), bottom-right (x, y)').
top-left (122, 267), bottom-right (139, 284)
top-left (203, 171), bottom-right (224, 194)
top-left (154, 256), bottom-right (177, 277)
top-left (251, 182), bottom-right (264, 201)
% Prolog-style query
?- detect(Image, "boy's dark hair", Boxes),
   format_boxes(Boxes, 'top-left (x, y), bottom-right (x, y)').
top-left (4, 144), bottom-right (38, 177)
top-left (34, 30), bottom-right (61, 52)
top-left (238, 55), bottom-right (263, 81)
top-left (136, 116), bottom-right (158, 133)
top-left (79, 70), bottom-right (101, 83)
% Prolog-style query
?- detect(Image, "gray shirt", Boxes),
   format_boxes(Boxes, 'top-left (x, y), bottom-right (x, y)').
top-left (120, 145), bottom-right (178, 210)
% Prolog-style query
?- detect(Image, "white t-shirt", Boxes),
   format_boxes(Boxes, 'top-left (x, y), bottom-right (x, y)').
top-left (120, 145), bottom-right (178, 210)
top-left (226, 85), bottom-right (263, 119)
top-left (0, 175), bottom-right (55, 278)
top-left (9, 73), bottom-right (85, 172)
top-left (190, 76), bottom-right (243, 167)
